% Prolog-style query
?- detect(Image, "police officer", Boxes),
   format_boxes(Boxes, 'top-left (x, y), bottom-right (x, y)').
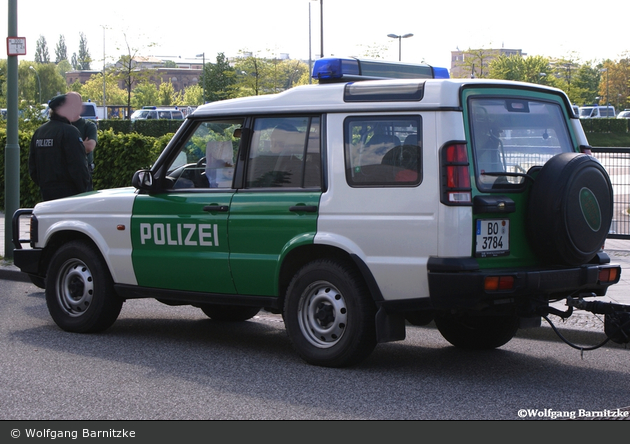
top-left (68, 93), bottom-right (98, 190)
top-left (29, 93), bottom-right (91, 201)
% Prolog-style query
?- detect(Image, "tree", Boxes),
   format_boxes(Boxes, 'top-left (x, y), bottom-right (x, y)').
top-left (598, 55), bottom-right (630, 111)
top-left (204, 52), bottom-right (237, 102)
top-left (55, 35), bottom-right (68, 64)
top-left (489, 54), bottom-right (552, 85)
top-left (157, 80), bottom-right (182, 106)
top-left (76, 33), bottom-right (92, 70)
top-left (78, 72), bottom-right (128, 106)
top-left (550, 53), bottom-right (581, 100)
top-left (456, 48), bottom-right (494, 79)
top-left (34, 36), bottom-right (51, 64)
top-left (182, 84), bottom-right (203, 106)
top-left (357, 42), bottom-right (388, 59)
top-left (233, 51), bottom-right (268, 96)
top-left (109, 34), bottom-right (156, 117)
top-left (56, 60), bottom-right (72, 78)
top-left (17, 61), bottom-right (65, 104)
top-left (572, 62), bottom-right (601, 105)
top-left (131, 81), bottom-right (159, 108)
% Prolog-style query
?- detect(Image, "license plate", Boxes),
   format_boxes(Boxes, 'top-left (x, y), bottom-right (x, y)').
top-left (476, 219), bottom-right (509, 257)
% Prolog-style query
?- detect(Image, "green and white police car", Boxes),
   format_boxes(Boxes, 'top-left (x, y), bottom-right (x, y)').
top-left (13, 57), bottom-right (626, 367)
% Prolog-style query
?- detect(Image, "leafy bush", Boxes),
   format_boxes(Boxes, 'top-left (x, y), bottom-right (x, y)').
top-left (581, 118), bottom-right (629, 134)
top-left (0, 127), bottom-right (165, 210)
top-left (98, 119), bottom-right (183, 137)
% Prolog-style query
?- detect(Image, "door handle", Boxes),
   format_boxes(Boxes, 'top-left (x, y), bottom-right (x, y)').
top-left (203, 205), bottom-right (229, 212)
top-left (289, 205), bottom-right (318, 213)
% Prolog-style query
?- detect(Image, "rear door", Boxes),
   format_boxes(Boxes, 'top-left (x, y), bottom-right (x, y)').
top-left (317, 112), bottom-right (439, 301)
top-left (228, 116), bottom-right (323, 296)
top-left (463, 88), bottom-right (579, 268)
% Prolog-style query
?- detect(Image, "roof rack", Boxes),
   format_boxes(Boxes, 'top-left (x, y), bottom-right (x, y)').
top-left (312, 57), bottom-right (450, 83)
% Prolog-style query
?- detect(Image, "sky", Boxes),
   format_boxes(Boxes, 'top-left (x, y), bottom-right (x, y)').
top-left (3, 0), bottom-right (629, 71)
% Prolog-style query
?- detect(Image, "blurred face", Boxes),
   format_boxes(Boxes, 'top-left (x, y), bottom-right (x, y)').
top-left (65, 92), bottom-right (83, 121)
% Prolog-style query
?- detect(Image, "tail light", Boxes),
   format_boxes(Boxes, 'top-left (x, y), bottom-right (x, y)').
top-left (598, 266), bottom-right (620, 284)
top-left (441, 143), bottom-right (472, 205)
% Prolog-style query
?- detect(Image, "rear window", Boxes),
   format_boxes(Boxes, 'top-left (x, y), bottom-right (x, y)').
top-left (469, 97), bottom-right (574, 191)
top-left (81, 104), bottom-right (97, 118)
top-left (344, 116), bottom-right (422, 187)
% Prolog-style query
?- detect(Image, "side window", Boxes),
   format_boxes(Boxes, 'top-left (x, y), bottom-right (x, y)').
top-left (164, 119), bottom-right (243, 189)
top-left (245, 116), bottom-right (321, 188)
top-left (344, 116), bottom-right (422, 186)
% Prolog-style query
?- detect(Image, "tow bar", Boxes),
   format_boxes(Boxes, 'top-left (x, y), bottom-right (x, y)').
top-left (543, 294), bottom-right (630, 355)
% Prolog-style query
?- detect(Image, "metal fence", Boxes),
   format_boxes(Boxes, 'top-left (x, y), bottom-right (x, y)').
top-left (592, 147), bottom-right (630, 239)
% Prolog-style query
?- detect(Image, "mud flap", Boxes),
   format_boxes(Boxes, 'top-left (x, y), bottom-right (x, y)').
top-left (375, 306), bottom-right (406, 343)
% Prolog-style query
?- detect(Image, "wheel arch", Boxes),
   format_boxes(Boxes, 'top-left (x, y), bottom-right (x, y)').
top-left (40, 230), bottom-right (108, 281)
top-left (278, 244), bottom-right (384, 310)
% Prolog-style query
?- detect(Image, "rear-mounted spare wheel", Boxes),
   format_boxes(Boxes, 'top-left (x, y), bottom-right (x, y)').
top-left (527, 152), bottom-right (613, 266)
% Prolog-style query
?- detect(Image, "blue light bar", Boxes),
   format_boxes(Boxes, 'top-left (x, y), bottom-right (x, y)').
top-left (312, 57), bottom-right (450, 83)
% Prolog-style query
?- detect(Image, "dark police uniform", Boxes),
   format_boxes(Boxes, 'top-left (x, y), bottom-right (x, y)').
top-left (72, 117), bottom-right (98, 190)
top-left (29, 113), bottom-right (91, 201)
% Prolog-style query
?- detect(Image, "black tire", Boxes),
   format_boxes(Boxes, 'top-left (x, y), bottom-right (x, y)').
top-left (435, 313), bottom-right (519, 350)
top-left (200, 304), bottom-right (260, 322)
top-left (527, 153), bottom-right (613, 266)
top-left (283, 259), bottom-right (377, 368)
top-left (45, 240), bottom-right (123, 333)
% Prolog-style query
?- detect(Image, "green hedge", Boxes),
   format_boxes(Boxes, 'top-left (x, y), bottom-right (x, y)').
top-left (98, 119), bottom-right (184, 137)
top-left (0, 128), bottom-right (170, 210)
top-left (581, 118), bottom-right (630, 134)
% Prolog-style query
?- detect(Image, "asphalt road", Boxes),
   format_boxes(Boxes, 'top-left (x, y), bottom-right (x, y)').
top-left (1, 279), bottom-right (628, 421)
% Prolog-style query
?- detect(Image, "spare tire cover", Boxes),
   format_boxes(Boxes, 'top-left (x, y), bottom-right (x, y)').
top-left (526, 152), bottom-right (613, 266)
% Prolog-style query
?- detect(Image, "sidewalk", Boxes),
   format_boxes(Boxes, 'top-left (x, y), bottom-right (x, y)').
top-left (2, 210), bottom-right (630, 305)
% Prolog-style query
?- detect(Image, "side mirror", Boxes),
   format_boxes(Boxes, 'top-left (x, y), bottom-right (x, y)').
top-left (132, 169), bottom-right (154, 190)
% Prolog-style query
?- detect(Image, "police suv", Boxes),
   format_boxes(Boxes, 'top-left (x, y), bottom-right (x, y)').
top-left (13, 57), bottom-right (628, 367)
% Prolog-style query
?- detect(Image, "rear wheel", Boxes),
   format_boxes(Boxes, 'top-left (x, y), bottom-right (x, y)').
top-left (46, 240), bottom-right (123, 333)
top-left (435, 313), bottom-right (519, 350)
top-left (199, 304), bottom-right (260, 322)
top-left (284, 259), bottom-right (377, 368)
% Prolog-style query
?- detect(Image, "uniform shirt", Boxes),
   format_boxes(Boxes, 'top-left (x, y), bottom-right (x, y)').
top-left (72, 117), bottom-right (98, 166)
top-left (29, 113), bottom-right (91, 201)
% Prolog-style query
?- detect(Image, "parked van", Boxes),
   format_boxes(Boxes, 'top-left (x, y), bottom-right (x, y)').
top-left (130, 106), bottom-right (184, 120)
top-left (579, 105), bottom-right (616, 118)
top-left (81, 101), bottom-right (99, 121)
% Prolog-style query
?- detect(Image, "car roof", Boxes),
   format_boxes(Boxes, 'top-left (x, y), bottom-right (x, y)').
top-left (189, 78), bottom-right (570, 119)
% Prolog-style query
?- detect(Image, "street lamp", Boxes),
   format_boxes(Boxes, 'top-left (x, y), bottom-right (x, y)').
top-left (387, 33), bottom-right (413, 61)
top-left (309, 0), bottom-right (323, 59)
top-left (29, 66), bottom-right (41, 104)
top-left (196, 53), bottom-right (205, 103)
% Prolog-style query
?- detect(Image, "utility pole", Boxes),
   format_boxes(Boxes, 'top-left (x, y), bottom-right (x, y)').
top-left (5, 0), bottom-right (21, 259)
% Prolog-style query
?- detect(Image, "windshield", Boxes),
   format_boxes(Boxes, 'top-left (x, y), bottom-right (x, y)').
top-left (469, 97), bottom-right (574, 191)
top-left (579, 107), bottom-right (594, 118)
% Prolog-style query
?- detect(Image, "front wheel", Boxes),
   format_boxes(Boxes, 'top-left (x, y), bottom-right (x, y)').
top-left (283, 259), bottom-right (377, 368)
top-left (434, 313), bottom-right (519, 350)
top-left (46, 240), bottom-right (123, 333)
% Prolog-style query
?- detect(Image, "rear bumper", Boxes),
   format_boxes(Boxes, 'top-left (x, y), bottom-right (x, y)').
top-left (427, 256), bottom-right (621, 310)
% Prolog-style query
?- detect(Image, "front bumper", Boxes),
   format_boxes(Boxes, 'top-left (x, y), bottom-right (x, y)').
top-left (427, 256), bottom-right (621, 310)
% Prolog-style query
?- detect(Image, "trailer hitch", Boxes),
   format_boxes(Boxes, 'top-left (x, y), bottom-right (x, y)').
top-left (566, 295), bottom-right (630, 345)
